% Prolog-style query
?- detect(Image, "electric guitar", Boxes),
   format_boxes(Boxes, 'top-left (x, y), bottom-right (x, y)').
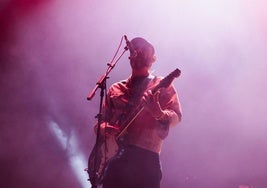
top-left (86, 68), bottom-right (181, 187)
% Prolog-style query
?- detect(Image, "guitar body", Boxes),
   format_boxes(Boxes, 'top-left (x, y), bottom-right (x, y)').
top-left (88, 134), bottom-right (118, 186)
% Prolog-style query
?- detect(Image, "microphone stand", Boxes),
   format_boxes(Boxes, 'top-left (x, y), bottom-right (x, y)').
top-left (86, 44), bottom-right (128, 188)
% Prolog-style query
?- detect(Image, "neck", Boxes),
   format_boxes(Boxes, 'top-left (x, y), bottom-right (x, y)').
top-left (131, 69), bottom-right (149, 78)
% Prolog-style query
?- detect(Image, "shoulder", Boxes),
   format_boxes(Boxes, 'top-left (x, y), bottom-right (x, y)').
top-left (108, 79), bottom-right (128, 96)
top-left (110, 79), bottom-right (127, 89)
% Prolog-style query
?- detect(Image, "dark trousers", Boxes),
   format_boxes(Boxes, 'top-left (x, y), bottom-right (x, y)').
top-left (102, 145), bottom-right (162, 188)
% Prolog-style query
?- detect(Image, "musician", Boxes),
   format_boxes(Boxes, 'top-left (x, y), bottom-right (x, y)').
top-left (98, 37), bottom-right (182, 188)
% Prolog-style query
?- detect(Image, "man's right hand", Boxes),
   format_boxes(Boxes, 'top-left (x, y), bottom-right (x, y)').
top-left (94, 122), bottom-right (120, 137)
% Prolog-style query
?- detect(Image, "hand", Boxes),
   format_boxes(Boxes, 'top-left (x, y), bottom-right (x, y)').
top-left (95, 122), bottom-right (119, 137)
top-left (142, 90), bottom-right (163, 118)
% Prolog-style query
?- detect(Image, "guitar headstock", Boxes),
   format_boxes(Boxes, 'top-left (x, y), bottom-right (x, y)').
top-left (168, 68), bottom-right (181, 79)
top-left (158, 68), bottom-right (181, 89)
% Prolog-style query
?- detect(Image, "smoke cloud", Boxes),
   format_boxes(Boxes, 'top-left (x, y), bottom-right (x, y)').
top-left (1, 0), bottom-right (267, 187)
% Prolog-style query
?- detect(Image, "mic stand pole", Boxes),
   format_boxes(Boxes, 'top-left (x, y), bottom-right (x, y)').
top-left (86, 48), bottom-right (127, 188)
top-left (89, 75), bottom-right (106, 188)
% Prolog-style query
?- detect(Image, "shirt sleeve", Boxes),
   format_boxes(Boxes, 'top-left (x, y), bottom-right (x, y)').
top-left (158, 83), bottom-right (182, 127)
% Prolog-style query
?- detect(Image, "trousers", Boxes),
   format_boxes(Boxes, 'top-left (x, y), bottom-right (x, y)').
top-left (102, 145), bottom-right (162, 188)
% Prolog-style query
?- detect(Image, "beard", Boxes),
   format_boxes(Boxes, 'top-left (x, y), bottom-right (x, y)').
top-left (130, 57), bottom-right (151, 70)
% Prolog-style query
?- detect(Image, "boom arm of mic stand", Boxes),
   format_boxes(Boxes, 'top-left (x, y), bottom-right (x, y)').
top-left (87, 74), bottom-right (109, 100)
top-left (87, 48), bottom-right (127, 101)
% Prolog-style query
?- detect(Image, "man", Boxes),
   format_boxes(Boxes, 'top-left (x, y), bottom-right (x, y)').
top-left (99, 37), bottom-right (182, 188)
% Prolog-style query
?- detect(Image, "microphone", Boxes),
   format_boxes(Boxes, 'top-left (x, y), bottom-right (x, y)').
top-left (124, 35), bottom-right (137, 59)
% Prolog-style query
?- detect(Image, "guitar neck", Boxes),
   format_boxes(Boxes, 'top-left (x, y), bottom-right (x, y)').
top-left (116, 103), bottom-right (144, 139)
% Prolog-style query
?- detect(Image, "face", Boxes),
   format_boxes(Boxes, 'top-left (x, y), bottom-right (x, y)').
top-left (129, 38), bottom-right (155, 71)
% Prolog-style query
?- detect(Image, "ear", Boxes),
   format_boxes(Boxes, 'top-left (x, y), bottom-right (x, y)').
top-left (151, 55), bottom-right (157, 63)
top-left (147, 55), bottom-right (156, 68)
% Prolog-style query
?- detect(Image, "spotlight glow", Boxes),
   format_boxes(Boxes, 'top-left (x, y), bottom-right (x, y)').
top-left (48, 120), bottom-right (90, 188)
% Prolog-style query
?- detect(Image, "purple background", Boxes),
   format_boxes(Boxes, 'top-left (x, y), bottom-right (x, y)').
top-left (1, 0), bottom-right (267, 187)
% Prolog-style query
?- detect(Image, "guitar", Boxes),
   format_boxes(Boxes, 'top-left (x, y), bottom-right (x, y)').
top-left (86, 68), bottom-right (181, 187)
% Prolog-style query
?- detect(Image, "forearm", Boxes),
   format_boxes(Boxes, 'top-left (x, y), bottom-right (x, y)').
top-left (155, 109), bottom-right (181, 127)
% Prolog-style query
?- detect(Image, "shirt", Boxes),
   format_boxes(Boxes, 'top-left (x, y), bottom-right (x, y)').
top-left (102, 74), bottom-right (182, 153)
